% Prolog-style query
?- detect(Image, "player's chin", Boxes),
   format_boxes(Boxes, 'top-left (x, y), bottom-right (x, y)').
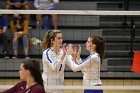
top-left (86, 46), bottom-right (88, 50)
top-left (86, 47), bottom-right (90, 51)
top-left (19, 76), bottom-right (23, 80)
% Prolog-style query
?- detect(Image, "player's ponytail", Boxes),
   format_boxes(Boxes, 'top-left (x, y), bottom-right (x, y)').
top-left (90, 36), bottom-right (105, 64)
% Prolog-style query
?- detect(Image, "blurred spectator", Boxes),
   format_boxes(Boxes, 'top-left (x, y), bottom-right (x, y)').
top-left (5, 0), bottom-right (30, 21)
top-left (0, 14), bottom-right (9, 58)
top-left (34, 0), bottom-right (58, 29)
top-left (2, 59), bottom-right (45, 93)
top-left (10, 14), bottom-right (29, 59)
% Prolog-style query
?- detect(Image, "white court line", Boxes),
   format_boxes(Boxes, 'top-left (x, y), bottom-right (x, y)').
top-left (0, 85), bottom-right (140, 90)
top-left (0, 85), bottom-right (13, 89)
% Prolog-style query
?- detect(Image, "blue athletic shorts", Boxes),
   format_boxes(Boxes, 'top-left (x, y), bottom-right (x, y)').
top-left (84, 90), bottom-right (103, 93)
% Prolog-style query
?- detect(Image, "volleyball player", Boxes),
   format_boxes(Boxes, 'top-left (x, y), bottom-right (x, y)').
top-left (67, 35), bottom-right (105, 93)
top-left (42, 30), bottom-right (69, 93)
top-left (2, 60), bottom-right (45, 93)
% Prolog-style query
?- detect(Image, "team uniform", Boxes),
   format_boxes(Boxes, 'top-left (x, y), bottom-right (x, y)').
top-left (2, 81), bottom-right (45, 93)
top-left (67, 52), bottom-right (103, 93)
top-left (42, 48), bottom-right (70, 93)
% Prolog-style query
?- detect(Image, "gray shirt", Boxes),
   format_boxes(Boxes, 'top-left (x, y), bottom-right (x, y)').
top-left (34, 0), bottom-right (55, 10)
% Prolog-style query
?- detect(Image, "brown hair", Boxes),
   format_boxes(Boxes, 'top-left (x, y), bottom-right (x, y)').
top-left (90, 35), bottom-right (105, 64)
top-left (22, 60), bottom-right (43, 87)
top-left (42, 30), bottom-right (62, 51)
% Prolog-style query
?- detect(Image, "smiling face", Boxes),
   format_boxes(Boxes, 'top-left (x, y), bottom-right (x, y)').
top-left (52, 33), bottom-right (63, 48)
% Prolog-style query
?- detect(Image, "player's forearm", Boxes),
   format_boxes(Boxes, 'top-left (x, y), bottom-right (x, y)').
top-left (67, 55), bottom-right (81, 72)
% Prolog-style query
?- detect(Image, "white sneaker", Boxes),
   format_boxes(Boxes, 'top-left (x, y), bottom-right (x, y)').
top-left (25, 56), bottom-right (30, 59)
top-left (12, 56), bottom-right (17, 59)
top-left (4, 56), bottom-right (10, 59)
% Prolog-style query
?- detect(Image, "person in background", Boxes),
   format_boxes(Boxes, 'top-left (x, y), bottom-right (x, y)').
top-left (34, 0), bottom-right (58, 29)
top-left (10, 14), bottom-right (29, 59)
top-left (5, 0), bottom-right (30, 21)
top-left (2, 59), bottom-right (45, 93)
top-left (67, 35), bottom-right (105, 93)
top-left (0, 14), bottom-right (9, 58)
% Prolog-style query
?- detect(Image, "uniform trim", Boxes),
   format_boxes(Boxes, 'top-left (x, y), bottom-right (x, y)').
top-left (59, 64), bottom-right (62, 71)
top-left (46, 48), bottom-right (52, 63)
top-left (77, 53), bottom-right (95, 65)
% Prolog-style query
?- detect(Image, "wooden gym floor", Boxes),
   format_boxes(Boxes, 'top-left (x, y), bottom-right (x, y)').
top-left (0, 79), bottom-right (140, 93)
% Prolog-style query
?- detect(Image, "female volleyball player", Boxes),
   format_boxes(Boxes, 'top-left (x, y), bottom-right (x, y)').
top-left (2, 60), bottom-right (45, 93)
top-left (67, 35), bottom-right (105, 93)
top-left (42, 30), bottom-right (68, 93)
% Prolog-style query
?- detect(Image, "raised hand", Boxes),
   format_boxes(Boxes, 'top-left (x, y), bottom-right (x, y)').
top-left (76, 44), bottom-right (81, 60)
top-left (59, 43), bottom-right (67, 64)
top-left (72, 44), bottom-right (77, 62)
top-left (62, 43), bottom-right (67, 55)
top-left (67, 44), bottom-right (73, 55)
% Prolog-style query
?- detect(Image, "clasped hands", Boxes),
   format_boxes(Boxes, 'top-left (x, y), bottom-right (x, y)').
top-left (62, 43), bottom-right (81, 61)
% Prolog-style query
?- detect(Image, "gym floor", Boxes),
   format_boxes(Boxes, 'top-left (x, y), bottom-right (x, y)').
top-left (0, 79), bottom-right (140, 93)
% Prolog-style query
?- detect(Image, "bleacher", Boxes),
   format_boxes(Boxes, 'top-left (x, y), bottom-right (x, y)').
top-left (0, 0), bottom-right (140, 79)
